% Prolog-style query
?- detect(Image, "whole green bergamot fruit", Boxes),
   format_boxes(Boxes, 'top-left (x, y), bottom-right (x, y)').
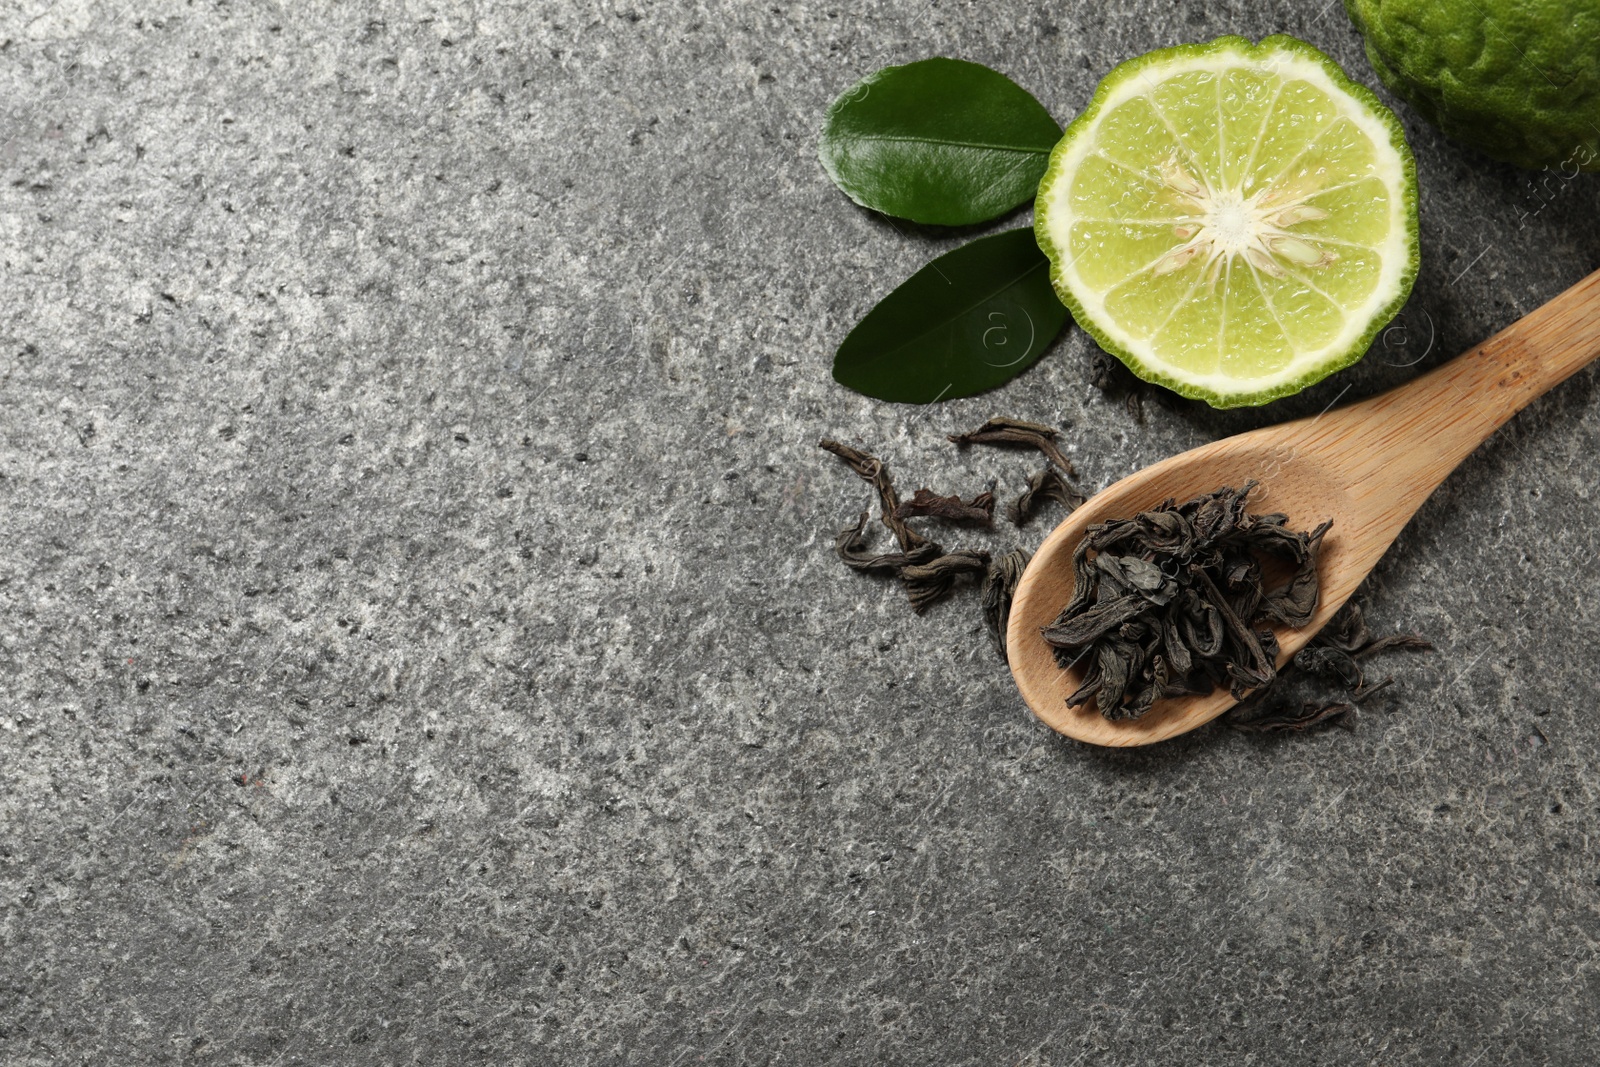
top-left (1345, 0), bottom-right (1600, 171)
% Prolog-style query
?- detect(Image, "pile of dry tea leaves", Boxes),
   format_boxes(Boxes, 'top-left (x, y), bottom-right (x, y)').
top-left (1042, 483), bottom-right (1330, 720)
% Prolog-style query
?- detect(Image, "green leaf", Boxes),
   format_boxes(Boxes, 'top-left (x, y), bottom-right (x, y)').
top-left (833, 228), bottom-right (1069, 403)
top-left (820, 57), bottom-right (1062, 226)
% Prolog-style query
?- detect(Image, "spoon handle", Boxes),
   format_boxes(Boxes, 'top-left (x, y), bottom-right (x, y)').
top-left (1328, 266), bottom-right (1600, 498)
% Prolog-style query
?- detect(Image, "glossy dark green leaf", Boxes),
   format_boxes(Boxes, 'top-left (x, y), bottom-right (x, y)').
top-left (820, 57), bottom-right (1062, 226)
top-left (833, 228), bottom-right (1069, 403)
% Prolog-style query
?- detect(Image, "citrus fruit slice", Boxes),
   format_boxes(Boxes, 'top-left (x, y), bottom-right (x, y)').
top-left (1035, 35), bottom-right (1419, 408)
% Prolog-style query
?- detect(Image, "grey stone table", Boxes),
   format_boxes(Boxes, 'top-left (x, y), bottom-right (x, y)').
top-left (2, 2), bottom-right (1598, 1064)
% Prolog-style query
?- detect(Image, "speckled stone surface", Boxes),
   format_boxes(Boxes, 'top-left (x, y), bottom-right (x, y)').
top-left (2, 2), bottom-right (1598, 1064)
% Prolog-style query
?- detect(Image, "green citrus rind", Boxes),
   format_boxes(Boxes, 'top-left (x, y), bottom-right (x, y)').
top-left (1346, 0), bottom-right (1600, 172)
top-left (1035, 35), bottom-right (1421, 408)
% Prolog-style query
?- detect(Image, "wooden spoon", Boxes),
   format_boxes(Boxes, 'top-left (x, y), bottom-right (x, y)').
top-left (1007, 267), bottom-right (1600, 747)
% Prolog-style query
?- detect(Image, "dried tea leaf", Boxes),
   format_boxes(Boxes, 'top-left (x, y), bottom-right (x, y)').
top-left (1226, 698), bottom-right (1359, 734)
top-left (1089, 347), bottom-right (1150, 422)
top-left (1352, 676), bottom-right (1395, 702)
top-left (1042, 593), bottom-right (1149, 652)
top-left (1315, 601), bottom-right (1372, 652)
top-left (948, 416), bottom-right (1076, 476)
top-left (834, 511), bottom-right (941, 574)
top-left (1008, 466), bottom-right (1083, 527)
top-left (901, 548), bottom-right (990, 613)
top-left (1258, 519), bottom-right (1332, 628)
top-left (1293, 645), bottom-right (1364, 688)
top-left (821, 439), bottom-right (983, 613)
top-left (1312, 602), bottom-right (1432, 659)
top-left (1177, 592), bottom-right (1225, 659)
top-left (981, 548), bottom-right (1030, 659)
top-left (1192, 568), bottom-right (1274, 697)
top-left (894, 486), bottom-right (996, 525)
top-left (819, 438), bottom-right (927, 551)
top-left (1358, 633), bottom-right (1433, 656)
top-left (1093, 639), bottom-right (1138, 717)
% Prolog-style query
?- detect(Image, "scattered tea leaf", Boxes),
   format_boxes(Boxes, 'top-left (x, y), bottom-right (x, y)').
top-left (1359, 633), bottom-right (1434, 656)
top-left (1089, 348), bottom-right (1152, 423)
top-left (982, 548), bottom-right (1031, 659)
top-left (1308, 602), bottom-right (1433, 660)
top-left (1293, 645), bottom-right (1364, 688)
top-left (1227, 697), bottom-right (1359, 734)
top-left (902, 548), bottom-right (991, 614)
top-left (832, 229), bottom-right (1069, 404)
top-left (948, 415), bottom-right (1076, 475)
top-left (894, 486), bottom-right (995, 525)
top-left (819, 438), bottom-right (927, 551)
top-left (1352, 676), bottom-right (1395, 702)
top-left (835, 511), bottom-right (939, 574)
top-left (1008, 466), bottom-right (1083, 527)
top-left (819, 57), bottom-right (1062, 226)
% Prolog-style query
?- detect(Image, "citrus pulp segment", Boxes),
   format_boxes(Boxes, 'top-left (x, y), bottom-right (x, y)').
top-left (1035, 36), bottom-right (1419, 407)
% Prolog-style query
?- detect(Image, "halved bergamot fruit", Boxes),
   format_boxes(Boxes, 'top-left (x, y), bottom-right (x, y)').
top-left (1035, 35), bottom-right (1419, 408)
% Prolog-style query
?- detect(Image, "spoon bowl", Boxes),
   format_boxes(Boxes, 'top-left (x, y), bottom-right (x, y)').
top-left (1008, 267), bottom-right (1600, 746)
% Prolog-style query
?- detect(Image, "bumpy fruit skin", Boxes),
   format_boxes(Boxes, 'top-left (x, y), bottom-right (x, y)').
top-left (1345, 0), bottom-right (1600, 171)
